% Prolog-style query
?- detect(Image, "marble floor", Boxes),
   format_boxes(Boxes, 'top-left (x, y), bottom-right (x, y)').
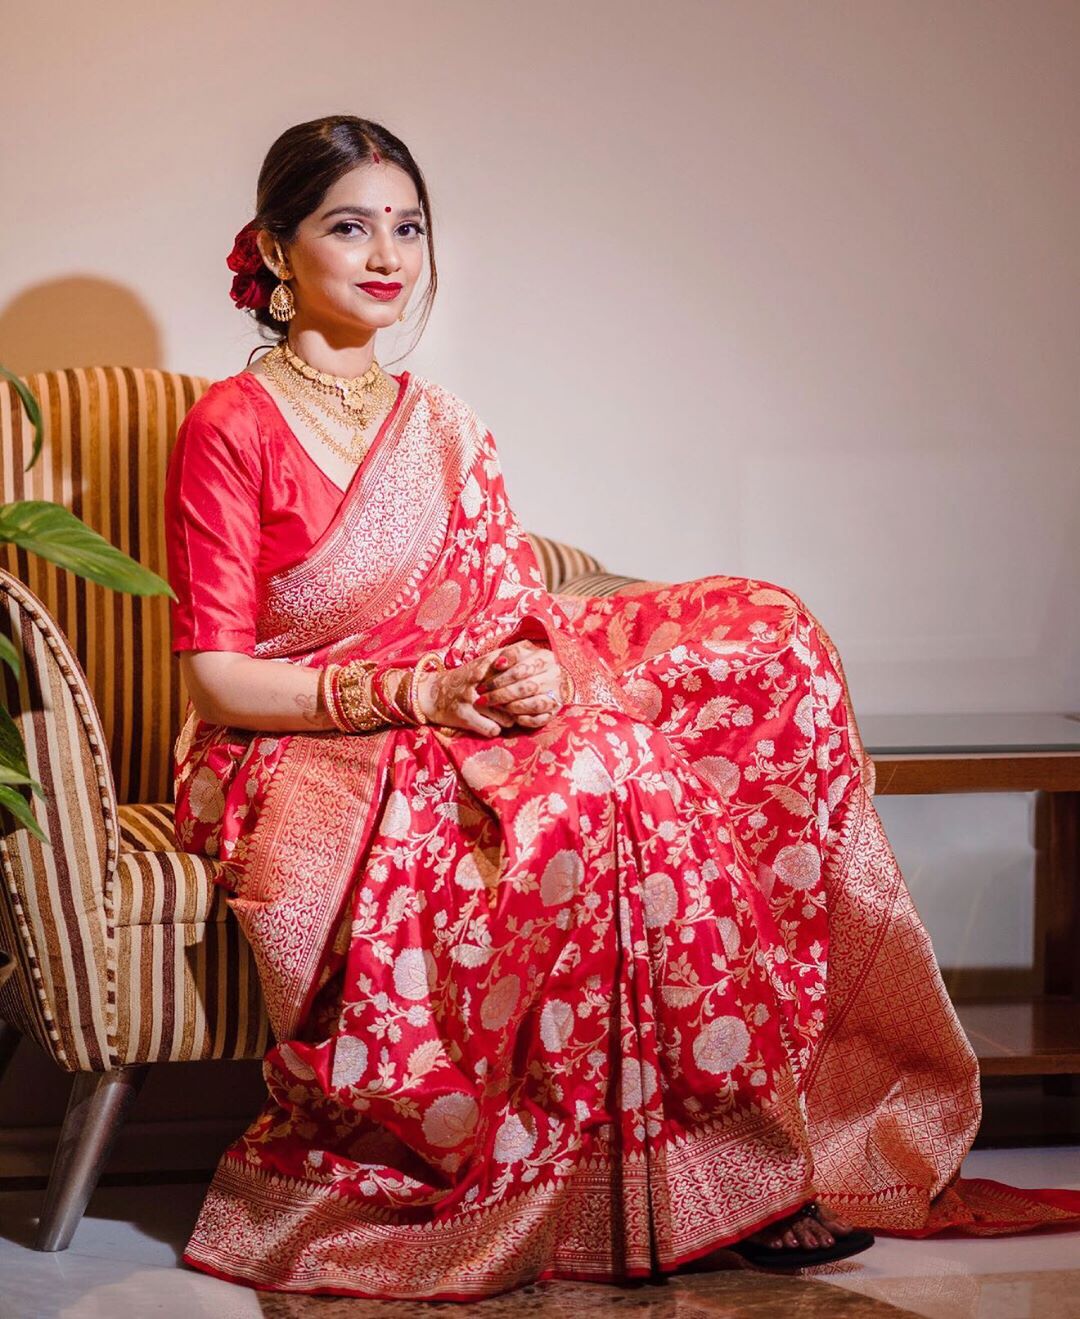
top-left (0, 1146), bottom-right (1078, 1318)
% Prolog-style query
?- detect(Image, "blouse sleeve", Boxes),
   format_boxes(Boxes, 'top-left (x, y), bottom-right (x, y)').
top-left (164, 388), bottom-right (262, 656)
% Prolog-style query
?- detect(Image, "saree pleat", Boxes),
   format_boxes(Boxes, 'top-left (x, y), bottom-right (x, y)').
top-left (171, 372), bottom-right (1080, 1300)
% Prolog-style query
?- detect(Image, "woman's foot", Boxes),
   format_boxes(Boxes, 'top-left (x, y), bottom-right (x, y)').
top-left (748, 1201), bottom-right (855, 1252)
top-left (728, 1201), bottom-right (875, 1270)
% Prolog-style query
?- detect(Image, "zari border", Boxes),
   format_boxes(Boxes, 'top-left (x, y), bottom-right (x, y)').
top-left (226, 727), bottom-right (396, 1042)
top-left (183, 1074), bottom-right (816, 1300)
top-left (255, 379), bottom-right (485, 658)
top-left (802, 780), bottom-right (983, 1226)
top-left (261, 372), bottom-right (420, 591)
top-left (804, 782), bottom-right (886, 1070)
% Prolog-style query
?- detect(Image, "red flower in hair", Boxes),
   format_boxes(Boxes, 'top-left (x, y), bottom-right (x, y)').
top-left (228, 222), bottom-right (264, 274)
top-left (230, 271), bottom-right (269, 310)
top-left (227, 222), bottom-right (270, 309)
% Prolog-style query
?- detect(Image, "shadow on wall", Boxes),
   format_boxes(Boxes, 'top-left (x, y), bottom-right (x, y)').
top-left (0, 277), bottom-right (163, 373)
top-left (0, 277), bottom-right (252, 1160)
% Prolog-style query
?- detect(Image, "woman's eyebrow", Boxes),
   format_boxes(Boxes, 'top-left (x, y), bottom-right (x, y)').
top-left (321, 205), bottom-right (424, 220)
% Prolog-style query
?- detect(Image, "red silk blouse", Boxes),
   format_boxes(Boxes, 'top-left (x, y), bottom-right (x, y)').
top-left (164, 368), bottom-right (407, 656)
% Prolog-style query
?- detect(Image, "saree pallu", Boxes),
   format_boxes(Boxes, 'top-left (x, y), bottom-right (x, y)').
top-left (176, 374), bottom-right (1080, 1300)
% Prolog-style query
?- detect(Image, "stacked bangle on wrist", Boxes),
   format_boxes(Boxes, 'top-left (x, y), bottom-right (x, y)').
top-left (338, 660), bottom-right (385, 733)
top-left (371, 665), bottom-right (412, 724)
top-left (319, 661), bottom-right (353, 733)
top-left (319, 652), bottom-right (447, 733)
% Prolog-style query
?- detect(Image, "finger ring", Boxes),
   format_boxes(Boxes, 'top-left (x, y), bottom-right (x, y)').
top-left (545, 688), bottom-right (558, 702)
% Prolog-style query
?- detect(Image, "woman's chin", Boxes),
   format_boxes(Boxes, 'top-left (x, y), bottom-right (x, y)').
top-left (350, 308), bottom-right (402, 333)
top-left (309, 306), bottom-right (400, 338)
top-left (351, 290), bottom-right (407, 321)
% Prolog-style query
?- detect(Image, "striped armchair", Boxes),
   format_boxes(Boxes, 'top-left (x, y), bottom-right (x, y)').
top-left (0, 366), bottom-right (641, 1251)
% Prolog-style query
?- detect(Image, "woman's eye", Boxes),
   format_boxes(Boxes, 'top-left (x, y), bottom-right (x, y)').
top-left (333, 221), bottom-right (426, 238)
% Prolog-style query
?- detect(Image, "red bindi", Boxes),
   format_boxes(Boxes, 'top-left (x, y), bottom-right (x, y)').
top-left (385, 206), bottom-right (392, 212)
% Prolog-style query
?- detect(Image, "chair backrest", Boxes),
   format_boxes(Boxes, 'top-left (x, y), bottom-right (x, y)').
top-left (1, 368), bottom-right (207, 806)
top-left (0, 565), bottom-right (117, 1066)
top-left (0, 368), bottom-right (605, 806)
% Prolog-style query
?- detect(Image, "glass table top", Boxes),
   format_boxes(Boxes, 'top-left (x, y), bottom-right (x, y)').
top-left (857, 713), bottom-right (1080, 756)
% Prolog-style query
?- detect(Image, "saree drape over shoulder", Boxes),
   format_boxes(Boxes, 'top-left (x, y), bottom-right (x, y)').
top-left (168, 370), bottom-right (1080, 1301)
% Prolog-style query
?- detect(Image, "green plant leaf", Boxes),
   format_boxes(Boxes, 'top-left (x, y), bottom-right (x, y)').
top-left (0, 634), bottom-right (19, 679)
top-left (0, 501), bottom-right (175, 598)
top-left (0, 367), bottom-right (44, 470)
top-left (0, 705), bottom-right (43, 796)
top-left (0, 765), bottom-right (44, 794)
top-left (0, 704), bottom-right (32, 778)
top-left (0, 783), bottom-right (48, 843)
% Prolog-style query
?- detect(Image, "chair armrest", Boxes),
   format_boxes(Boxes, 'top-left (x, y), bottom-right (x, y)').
top-left (0, 568), bottom-right (121, 1070)
top-left (555, 570), bottom-right (660, 598)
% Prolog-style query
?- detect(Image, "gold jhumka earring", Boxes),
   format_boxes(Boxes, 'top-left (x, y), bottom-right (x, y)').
top-left (268, 242), bottom-right (295, 322)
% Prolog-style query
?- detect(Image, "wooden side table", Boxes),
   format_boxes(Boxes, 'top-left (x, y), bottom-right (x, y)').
top-left (862, 712), bottom-right (1080, 1077)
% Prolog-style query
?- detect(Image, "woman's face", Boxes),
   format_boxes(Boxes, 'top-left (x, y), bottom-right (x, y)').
top-left (259, 162), bottom-right (426, 336)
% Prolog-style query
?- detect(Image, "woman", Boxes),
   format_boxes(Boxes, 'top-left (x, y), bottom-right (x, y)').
top-left (167, 116), bottom-right (1080, 1301)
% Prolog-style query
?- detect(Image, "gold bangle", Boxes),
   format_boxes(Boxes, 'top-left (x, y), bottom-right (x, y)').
top-left (408, 663), bottom-right (426, 725)
top-left (318, 663), bottom-right (333, 718)
top-left (360, 664), bottom-right (386, 731)
top-left (336, 662), bottom-right (360, 730)
top-left (333, 657), bottom-right (447, 731)
top-left (338, 659), bottom-right (385, 732)
top-left (410, 651), bottom-right (445, 726)
top-left (320, 663), bottom-right (352, 732)
top-left (559, 668), bottom-right (575, 705)
top-left (329, 665), bottom-right (348, 730)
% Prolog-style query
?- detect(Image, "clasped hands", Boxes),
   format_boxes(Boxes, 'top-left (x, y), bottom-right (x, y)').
top-left (417, 639), bottom-right (570, 737)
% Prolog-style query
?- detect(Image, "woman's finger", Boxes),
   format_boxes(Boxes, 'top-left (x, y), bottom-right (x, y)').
top-left (479, 654), bottom-right (547, 694)
top-left (487, 670), bottom-right (561, 712)
top-left (482, 705), bottom-right (517, 727)
top-left (459, 680), bottom-right (515, 728)
top-left (478, 676), bottom-right (542, 707)
top-left (488, 660), bottom-right (559, 700)
top-left (503, 693), bottom-right (558, 715)
top-left (514, 711), bottom-right (552, 728)
top-left (460, 704), bottom-right (506, 736)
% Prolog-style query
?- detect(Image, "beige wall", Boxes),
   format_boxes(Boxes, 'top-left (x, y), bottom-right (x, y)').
top-left (1, 1), bottom-right (1077, 1133)
top-left (3, 1), bottom-right (1077, 715)
top-left (4, 0), bottom-right (1076, 712)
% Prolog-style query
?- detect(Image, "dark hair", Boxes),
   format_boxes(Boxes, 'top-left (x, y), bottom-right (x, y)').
top-left (245, 115), bottom-right (436, 363)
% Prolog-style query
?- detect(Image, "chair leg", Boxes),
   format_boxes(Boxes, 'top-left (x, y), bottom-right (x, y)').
top-left (33, 1065), bottom-right (149, 1252)
top-left (0, 1017), bottom-right (20, 1085)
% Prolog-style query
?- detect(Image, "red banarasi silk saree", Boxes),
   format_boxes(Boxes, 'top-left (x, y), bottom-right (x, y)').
top-left (165, 368), bottom-right (1080, 1300)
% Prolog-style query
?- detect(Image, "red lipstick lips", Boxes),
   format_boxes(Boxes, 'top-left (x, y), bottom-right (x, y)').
top-left (357, 281), bottom-right (402, 301)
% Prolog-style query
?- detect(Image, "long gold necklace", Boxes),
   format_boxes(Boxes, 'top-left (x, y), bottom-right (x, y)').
top-left (261, 342), bottom-right (399, 465)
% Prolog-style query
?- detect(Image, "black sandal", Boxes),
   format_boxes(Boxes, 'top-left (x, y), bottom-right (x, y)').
top-left (731, 1201), bottom-right (875, 1270)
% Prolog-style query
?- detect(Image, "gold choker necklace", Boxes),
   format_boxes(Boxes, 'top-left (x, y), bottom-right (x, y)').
top-left (279, 341), bottom-right (396, 426)
top-left (261, 342), bottom-right (400, 466)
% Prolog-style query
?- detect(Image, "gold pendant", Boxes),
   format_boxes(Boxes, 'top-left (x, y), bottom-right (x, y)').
top-left (339, 384), bottom-right (370, 419)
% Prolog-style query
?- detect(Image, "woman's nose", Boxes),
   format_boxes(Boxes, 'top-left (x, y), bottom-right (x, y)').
top-left (370, 235), bottom-right (402, 273)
